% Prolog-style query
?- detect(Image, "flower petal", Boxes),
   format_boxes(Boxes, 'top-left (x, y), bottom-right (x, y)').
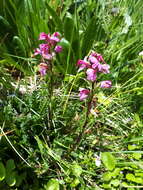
top-left (86, 69), bottom-right (97, 81)
top-left (100, 80), bottom-right (112, 88)
top-left (78, 88), bottom-right (90, 101)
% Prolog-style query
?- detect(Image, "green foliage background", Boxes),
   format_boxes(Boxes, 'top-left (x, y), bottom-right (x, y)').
top-left (0, 0), bottom-right (143, 189)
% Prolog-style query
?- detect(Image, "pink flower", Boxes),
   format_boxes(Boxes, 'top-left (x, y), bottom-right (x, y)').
top-left (39, 43), bottom-right (49, 51)
top-left (34, 48), bottom-right (41, 56)
top-left (96, 54), bottom-right (105, 63)
top-left (88, 55), bottom-right (106, 73)
top-left (42, 53), bottom-right (53, 60)
top-left (39, 32), bottom-right (61, 45)
top-left (96, 63), bottom-right (103, 72)
top-left (34, 43), bottom-right (53, 59)
top-left (38, 63), bottom-right (48, 76)
top-left (39, 32), bottom-right (49, 41)
top-left (50, 36), bottom-right (60, 43)
top-left (34, 44), bottom-right (50, 56)
top-left (100, 80), bottom-right (112, 88)
top-left (77, 60), bottom-right (91, 71)
top-left (55, 45), bottom-right (63, 53)
top-left (91, 52), bottom-right (106, 64)
top-left (86, 68), bottom-right (97, 81)
top-left (88, 56), bottom-right (99, 65)
top-left (100, 64), bottom-right (110, 74)
top-left (92, 62), bottom-right (101, 71)
top-left (49, 33), bottom-right (60, 45)
top-left (39, 44), bottom-right (50, 55)
top-left (53, 32), bottom-right (61, 37)
top-left (78, 88), bottom-right (90, 101)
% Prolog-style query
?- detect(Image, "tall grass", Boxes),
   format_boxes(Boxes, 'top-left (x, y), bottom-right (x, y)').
top-left (0, 0), bottom-right (143, 189)
top-left (0, 0), bottom-right (143, 76)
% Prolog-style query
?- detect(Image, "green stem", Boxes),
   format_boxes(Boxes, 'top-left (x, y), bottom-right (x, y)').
top-left (73, 82), bottom-right (95, 150)
top-left (48, 61), bottom-right (54, 130)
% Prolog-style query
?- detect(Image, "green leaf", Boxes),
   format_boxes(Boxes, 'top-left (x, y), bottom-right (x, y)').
top-left (132, 153), bottom-right (142, 160)
top-left (71, 164), bottom-right (82, 177)
top-left (134, 177), bottom-right (143, 184)
top-left (135, 173), bottom-right (143, 177)
top-left (102, 172), bottom-right (112, 181)
top-left (70, 178), bottom-right (80, 187)
top-left (45, 3), bottom-right (63, 33)
top-left (101, 152), bottom-right (116, 171)
top-left (64, 12), bottom-right (80, 58)
top-left (45, 179), bottom-right (59, 190)
top-left (122, 182), bottom-right (129, 187)
top-left (134, 114), bottom-right (142, 127)
top-left (64, 12), bottom-right (75, 42)
top-left (126, 173), bottom-right (143, 184)
top-left (5, 171), bottom-right (16, 187)
top-left (129, 137), bottom-right (143, 142)
top-left (126, 173), bottom-right (135, 182)
top-left (81, 15), bottom-right (96, 56)
top-left (59, 38), bottom-right (70, 50)
top-left (15, 172), bottom-right (26, 187)
top-left (0, 162), bottom-right (6, 181)
top-left (6, 159), bottom-right (15, 173)
top-left (111, 168), bottom-right (121, 177)
top-left (97, 92), bottom-right (112, 106)
top-left (0, 16), bottom-right (12, 36)
top-left (81, 15), bottom-right (106, 56)
top-left (128, 144), bottom-right (139, 150)
top-left (102, 183), bottom-right (111, 189)
top-left (110, 179), bottom-right (120, 187)
top-left (35, 136), bottom-right (45, 155)
top-left (12, 36), bottom-right (26, 57)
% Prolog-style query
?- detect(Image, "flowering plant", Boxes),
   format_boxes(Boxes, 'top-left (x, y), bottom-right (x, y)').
top-left (77, 51), bottom-right (111, 101)
top-left (33, 32), bottom-right (63, 130)
top-left (74, 51), bottom-right (112, 149)
top-left (34, 32), bottom-right (62, 76)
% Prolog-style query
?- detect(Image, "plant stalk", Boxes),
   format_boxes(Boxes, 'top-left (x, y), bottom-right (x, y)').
top-left (48, 61), bottom-right (54, 130)
top-left (73, 82), bottom-right (95, 150)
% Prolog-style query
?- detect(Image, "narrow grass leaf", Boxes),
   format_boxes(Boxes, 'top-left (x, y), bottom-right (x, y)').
top-left (45, 2), bottom-right (63, 33)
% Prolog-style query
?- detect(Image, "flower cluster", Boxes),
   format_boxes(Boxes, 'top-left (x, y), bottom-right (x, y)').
top-left (34, 32), bottom-right (62, 76)
top-left (77, 51), bottom-right (111, 100)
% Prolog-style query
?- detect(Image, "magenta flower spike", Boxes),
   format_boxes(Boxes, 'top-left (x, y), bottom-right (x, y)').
top-left (34, 31), bottom-right (63, 61)
top-left (77, 51), bottom-right (111, 83)
top-left (100, 80), bottom-right (112, 88)
top-left (34, 31), bottom-right (63, 79)
top-left (78, 88), bottom-right (90, 101)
